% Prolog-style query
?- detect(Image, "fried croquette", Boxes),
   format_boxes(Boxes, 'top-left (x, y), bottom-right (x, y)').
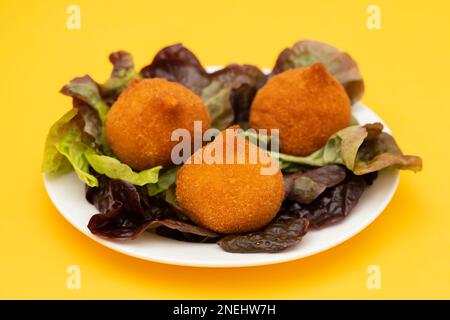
top-left (105, 78), bottom-right (210, 170)
top-left (176, 127), bottom-right (284, 234)
top-left (249, 63), bottom-right (351, 156)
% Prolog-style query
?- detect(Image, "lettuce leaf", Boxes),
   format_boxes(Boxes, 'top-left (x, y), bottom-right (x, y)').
top-left (141, 43), bottom-right (211, 95)
top-left (147, 219), bottom-right (219, 239)
top-left (218, 215), bottom-right (309, 253)
top-left (100, 51), bottom-right (139, 104)
top-left (272, 123), bottom-right (422, 174)
top-left (87, 179), bottom-right (161, 240)
top-left (282, 172), bottom-right (376, 229)
top-left (201, 64), bottom-right (266, 129)
top-left (147, 167), bottom-right (179, 196)
top-left (84, 150), bottom-right (161, 186)
top-left (42, 109), bottom-right (78, 175)
top-left (272, 40), bottom-right (364, 103)
top-left (284, 165), bottom-right (347, 204)
top-left (352, 124), bottom-right (423, 174)
top-left (42, 108), bottom-right (98, 187)
top-left (61, 75), bottom-right (115, 155)
top-left (56, 138), bottom-right (97, 187)
top-left (72, 98), bottom-right (102, 144)
top-left (60, 75), bottom-right (109, 123)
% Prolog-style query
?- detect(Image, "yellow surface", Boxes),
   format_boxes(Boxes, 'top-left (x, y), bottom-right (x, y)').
top-left (0, 0), bottom-right (448, 299)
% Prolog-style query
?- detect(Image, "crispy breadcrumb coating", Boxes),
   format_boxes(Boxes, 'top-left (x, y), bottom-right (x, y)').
top-left (249, 63), bottom-right (351, 156)
top-left (176, 127), bottom-right (284, 234)
top-left (105, 78), bottom-right (210, 170)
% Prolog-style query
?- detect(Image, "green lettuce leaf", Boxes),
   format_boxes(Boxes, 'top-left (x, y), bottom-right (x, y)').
top-left (56, 139), bottom-right (97, 188)
top-left (163, 185), bottom-right (181, 210)
top-left (42, 108), bottom-right (98, 187)
top-left (147, 167), bottom-right (180, 196)
top-left (272, 40), bottom-right (365, 103)
top-left (271, 123), bottom-right (422, 174)
top-left (84, 150), bottom-right (161, 186)
top-left (42, 109), bottom-right (78, 175)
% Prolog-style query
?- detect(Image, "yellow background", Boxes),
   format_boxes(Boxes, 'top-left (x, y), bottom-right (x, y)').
top-left (0, 0), bottom-right (448, 299)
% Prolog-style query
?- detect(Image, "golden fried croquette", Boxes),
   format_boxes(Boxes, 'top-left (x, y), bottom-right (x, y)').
top-left (176, 127), bottom-right (284, 234)
top-left (249, 63), bottom-right (351, 156)
top-left (105, 78), bottom-right (210, 170)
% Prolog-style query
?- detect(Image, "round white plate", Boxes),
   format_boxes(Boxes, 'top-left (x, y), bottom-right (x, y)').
top-left (44, 102), bottom-right (398, 267)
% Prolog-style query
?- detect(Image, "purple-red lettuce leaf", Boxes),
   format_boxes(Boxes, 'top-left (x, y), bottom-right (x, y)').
top-left (284, 172), bottom-right (377, 228)
top-left (87, 179), bottom-right (170, 240)
top-left (141, 43), bottom-right (210, 95)
top-left (272, 40), bottom-right (364, 103)
top-left (72, 98), bottom-right (102, 144)
top-left (148, 219), bottom-right (220, 242)
top-left (353, 124), bottom-right (423, 174)
top-left (60, 75), bottom-right (109, 123)
top-left (86, 176), bottom-right (219, 241)
top-left (100, 51), bottom-right (139, 104)
top-left (284, 165), bottom-right (347, 204)
top-left (218, 213), bottom-right (309, 253)
top-left (61, 75), bottom-right (114, 155)
top-left (201, 64), bottom-right (266, 129)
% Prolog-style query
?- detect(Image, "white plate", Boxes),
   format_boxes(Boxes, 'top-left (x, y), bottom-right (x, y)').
top-left (44, 102), bottom-right (398, 267)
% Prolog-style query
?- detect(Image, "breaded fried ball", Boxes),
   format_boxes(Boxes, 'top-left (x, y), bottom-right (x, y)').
top-left (249, 63), bottom-right (351, 156)
top-left (176, 127), bottom-right (284, 234)
top-left (105, 78), bottom-right (210, 170)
